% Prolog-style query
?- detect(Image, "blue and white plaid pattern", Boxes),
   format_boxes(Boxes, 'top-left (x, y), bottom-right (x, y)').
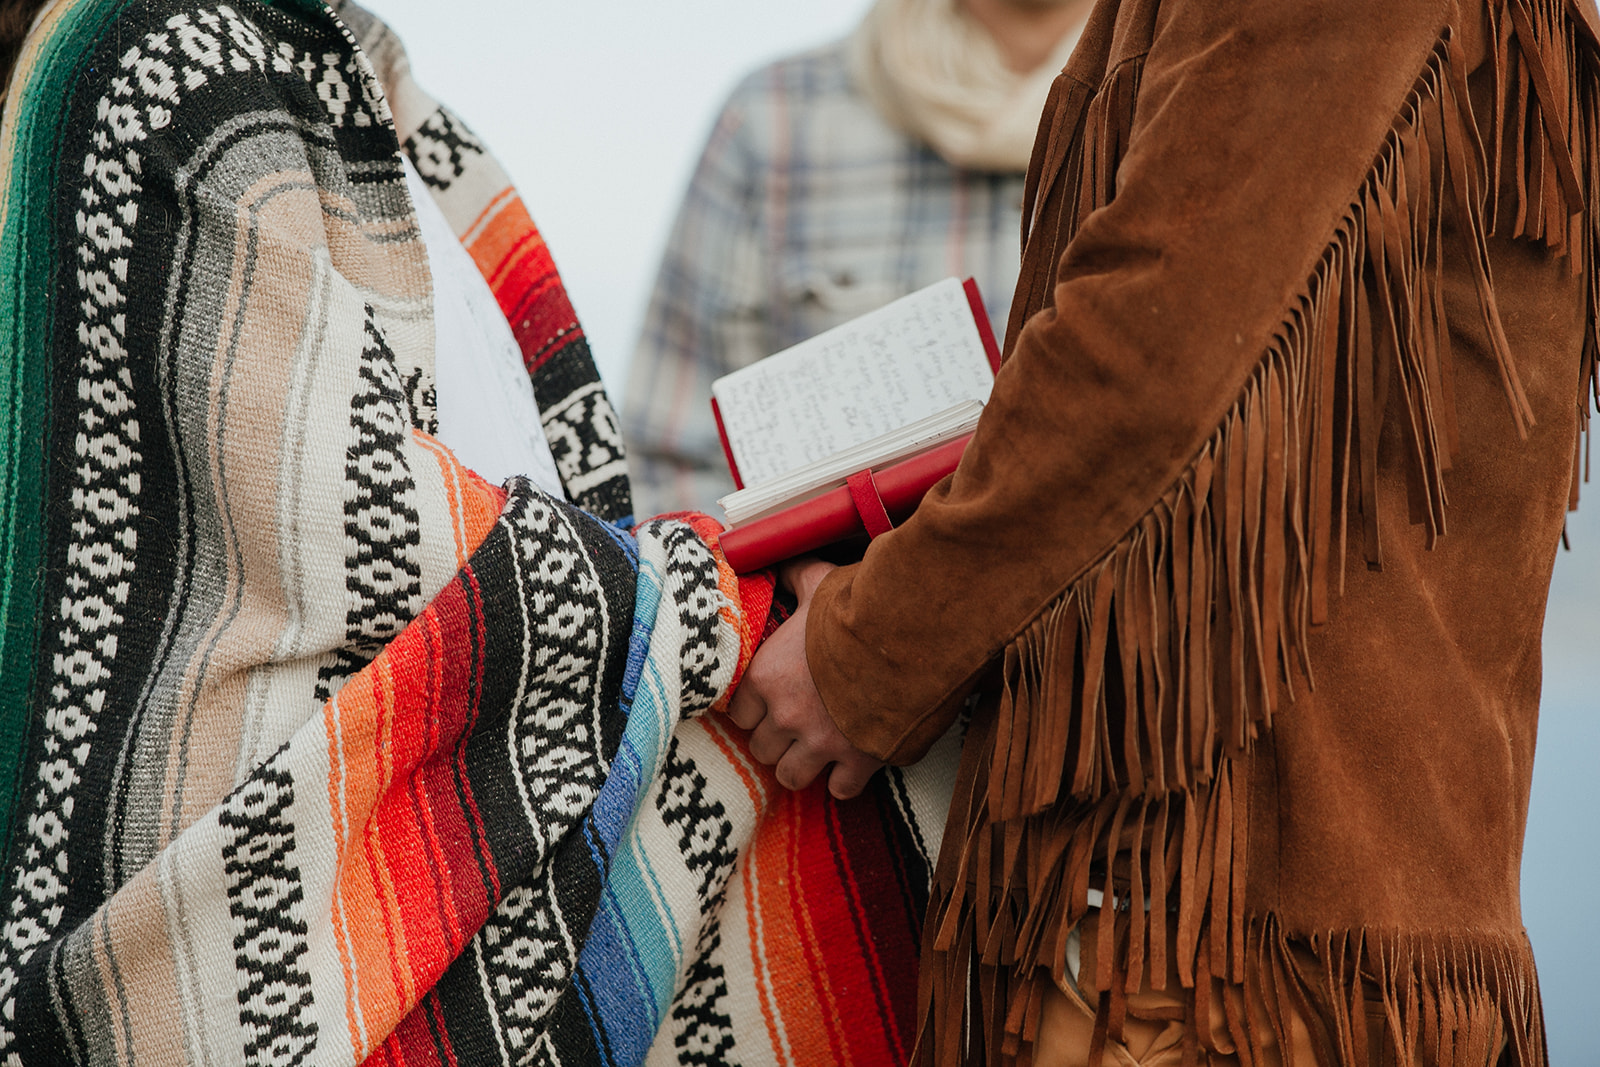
top-left (622, 40), bottom-right (1027, 515)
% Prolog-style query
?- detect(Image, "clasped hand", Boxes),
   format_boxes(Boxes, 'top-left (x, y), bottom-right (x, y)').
top-left (726, 558), bottom-right (884, 800)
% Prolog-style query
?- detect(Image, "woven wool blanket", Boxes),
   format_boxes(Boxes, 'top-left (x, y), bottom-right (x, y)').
top-left (0, 1), bottom-right (955, 1063)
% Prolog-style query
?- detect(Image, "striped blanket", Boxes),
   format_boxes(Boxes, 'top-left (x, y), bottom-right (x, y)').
top-left (0, 1), bottom-right (955, 1063)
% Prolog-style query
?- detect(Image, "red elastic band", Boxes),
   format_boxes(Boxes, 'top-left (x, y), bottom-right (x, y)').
top-left (846, 469), bottom-right (894, 539)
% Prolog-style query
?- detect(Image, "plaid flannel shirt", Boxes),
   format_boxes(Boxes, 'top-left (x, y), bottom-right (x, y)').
top-left (622, 39), bottom-right (1027, 516)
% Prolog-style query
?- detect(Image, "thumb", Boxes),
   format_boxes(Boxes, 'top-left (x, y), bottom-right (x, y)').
top-left (779, 556), bottom-right (836, 605)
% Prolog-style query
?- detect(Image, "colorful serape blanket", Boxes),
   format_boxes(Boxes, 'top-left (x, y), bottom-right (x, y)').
top-left (0, 0), bottom-right (956, 1063)
top-left (561, 579), bottom-right (959, 1067)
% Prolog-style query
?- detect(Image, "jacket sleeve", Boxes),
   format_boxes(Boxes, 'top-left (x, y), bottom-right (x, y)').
top-left (805, 0), bottom-right (1540, 785)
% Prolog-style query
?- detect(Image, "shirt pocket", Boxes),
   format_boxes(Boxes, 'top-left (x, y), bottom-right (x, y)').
top-left (776, 259), bottom-right (903, 347)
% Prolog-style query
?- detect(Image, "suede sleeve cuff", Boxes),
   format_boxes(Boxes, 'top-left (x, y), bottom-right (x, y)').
top-left (806, 561), bottom-right (981, 765)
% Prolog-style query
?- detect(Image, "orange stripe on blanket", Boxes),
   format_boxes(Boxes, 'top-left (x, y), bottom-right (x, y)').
top-left (699, 722), bottom-right (853, 1066)
top-left (328, 688), bottom-right (367, 1055)
top-left (460, 184), bottom-right (519, 250)
top-left (700, 717), bottom-right (791, 1064)
top-left (772, 791), bottom-right (853, 1066)
top-left (327, 659), bottom-right (406, 1056)
top-left (462, 194), bottom-right (552, 303)
top-left (462, 196), bottom-right (583, 368)
top-left (363, 647), bottom-right (419, 1017)
top-left (413, 430), bottom-right (507, 567)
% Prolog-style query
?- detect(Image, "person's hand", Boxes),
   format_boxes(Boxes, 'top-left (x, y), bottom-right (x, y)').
top-left (727, 557), bottom-right (884, 799)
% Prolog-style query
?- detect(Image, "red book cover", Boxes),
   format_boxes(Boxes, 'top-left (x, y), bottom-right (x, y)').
top-left (712, 277), bottom-right (998, 572)
top-left (710, 397), bottom-right (744, 490)
top-left (719, 436), bottom-right (972, 573)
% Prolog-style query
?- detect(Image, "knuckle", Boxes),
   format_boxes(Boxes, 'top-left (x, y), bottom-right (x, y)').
top-left (769, 702), bottom-right (800, 733)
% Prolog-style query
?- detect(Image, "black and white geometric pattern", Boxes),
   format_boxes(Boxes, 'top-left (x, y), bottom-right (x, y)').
top-left (540, 380), bottom-right (633, 507)
top-left (344, 314), bottom-right (425, 648)
top-left (404, 108), bottom-right (486, 192)
top-left (505, 491), bottom-right (613, 860)
top-left (474, 880), bottom-right (581, 1060)
top-left (472, 488), bottom-right (616, 1057)
top-left (669, 909), bottom-right (738, 1067)
top-left (657, 740), bottom-right (740, 1066)
top-left (526, 336), bottom-right (634, 523)
top-left (644, 520), bottom-right (730, 717)
top-left (315, 313), bottom-right (425, 702)
top-left (219, 754), bottom-right (319, 1066)
top-left (656, 740), bottom-right (739, 909)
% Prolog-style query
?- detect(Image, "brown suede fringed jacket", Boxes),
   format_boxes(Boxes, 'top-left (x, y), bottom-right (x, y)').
top-left (805, 1), bottom-right (1600, 1065)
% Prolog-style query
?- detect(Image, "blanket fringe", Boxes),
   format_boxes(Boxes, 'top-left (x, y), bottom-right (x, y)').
top-left (924, 3), bottom-right (1597, 1065)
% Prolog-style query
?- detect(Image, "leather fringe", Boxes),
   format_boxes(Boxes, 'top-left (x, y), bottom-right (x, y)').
top-left (1238, 919), bottom-right (1546, 1067)
top-left (921, 3), bottom-right (1597, 1065)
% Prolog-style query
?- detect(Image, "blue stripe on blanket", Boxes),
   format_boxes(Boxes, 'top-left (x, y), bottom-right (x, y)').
top-left (566, 550), bottom-right (703, 1062)
top-left (578, 879), bottom-right (661, 1064)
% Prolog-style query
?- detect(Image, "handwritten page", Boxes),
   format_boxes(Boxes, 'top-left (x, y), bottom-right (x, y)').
top-left (713, 278), bottom-right (995, 489)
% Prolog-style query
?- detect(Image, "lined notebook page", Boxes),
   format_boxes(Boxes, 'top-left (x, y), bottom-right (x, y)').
top-left (713, 277), bottom-right (995, 489)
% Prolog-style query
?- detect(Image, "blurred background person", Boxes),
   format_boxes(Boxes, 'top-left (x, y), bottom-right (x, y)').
top-left (621, 0), bottom-right (1093, 515)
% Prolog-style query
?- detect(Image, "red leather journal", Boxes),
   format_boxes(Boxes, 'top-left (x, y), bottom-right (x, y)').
top-left (719, 435), bottom-right (973, 573)
top-left (714, 278), bottom-right (999, 573)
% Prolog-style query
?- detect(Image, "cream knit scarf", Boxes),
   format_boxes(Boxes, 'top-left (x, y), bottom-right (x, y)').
top-left (849, 0), bottom-right (1085, 173)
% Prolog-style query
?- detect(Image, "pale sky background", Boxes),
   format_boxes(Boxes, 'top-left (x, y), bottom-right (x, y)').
top-left (368, 1), bottom-right (1597, 1058)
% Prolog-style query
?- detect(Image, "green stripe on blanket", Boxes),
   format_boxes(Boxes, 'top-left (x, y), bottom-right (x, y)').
top-left (0, 0), bottom-right (130, 861)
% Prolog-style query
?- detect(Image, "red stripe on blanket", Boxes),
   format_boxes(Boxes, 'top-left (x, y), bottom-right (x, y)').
top-left (506, 280), bottom-right (582, 371)
top-left (364, 657), bottom-right (417, 1013)
top-left (727, 731), bottom-right (922, 1066)
top-left (332, 559), bottom-right (509, 1054)
top-left (367, 584), bottom-right (464, 1002)
top-left (467, 196), bottom-right (585, 373)
top-left (792, 786), bottom-right (919, 1065)
top-left (829, 787), bottom-right (923, 1060)
top-left (784, 793), bottom-right (854, 1065)
top-left (391, 564), bottom-right (501, 964)
top-left (400, 612), bottom-right (467, 956)
top-left (449, 562), bottom-right (502, 904)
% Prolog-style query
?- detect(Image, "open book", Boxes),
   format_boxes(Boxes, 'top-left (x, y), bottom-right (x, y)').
top-left (712, 277), bottom-right (1000, 572)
